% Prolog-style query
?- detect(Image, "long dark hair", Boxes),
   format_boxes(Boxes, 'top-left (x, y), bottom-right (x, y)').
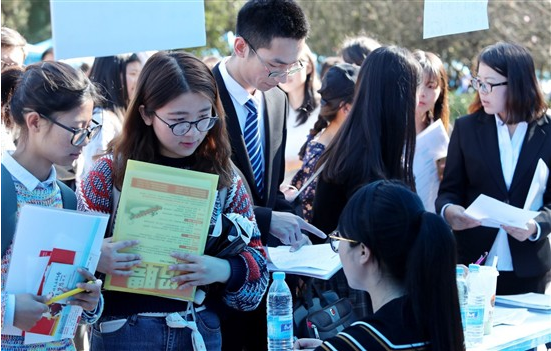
top-left (110, 51), bottom-right (232, 190)
top-left (468, 41), bottom-right (547, 123)
top-left (293, 45), bottom-right (320, 127)
top-left (318, 46), bottom-right (420, 194)
top-left (338, 180), bottom-right (464, 351)
top-left (413, 50), bottom-right (450, 132)
top-left (89, 53), bottom-right (141, 118)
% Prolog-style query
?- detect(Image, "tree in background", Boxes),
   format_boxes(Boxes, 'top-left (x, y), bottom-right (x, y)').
top-left (2, 0), bottom-right (549, 73)
top-left (1, 0), bottom-right (50, 43)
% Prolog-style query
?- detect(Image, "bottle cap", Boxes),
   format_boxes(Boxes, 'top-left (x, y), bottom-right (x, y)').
top-left (456, 266), bottom-right (465, 276)
top-left (468, 264), bottom-right (480, 272)
top-left (273, 271), bottom-right (285, 280)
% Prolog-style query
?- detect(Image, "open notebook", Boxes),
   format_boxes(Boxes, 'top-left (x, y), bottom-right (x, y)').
top-left (266, 243), bottom-right (342, 280)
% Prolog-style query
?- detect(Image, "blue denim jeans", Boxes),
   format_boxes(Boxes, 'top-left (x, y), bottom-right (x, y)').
top-left (90, 308), bottom-right (221, 351)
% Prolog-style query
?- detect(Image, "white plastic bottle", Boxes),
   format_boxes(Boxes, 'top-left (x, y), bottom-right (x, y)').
top-left (456, 266), bottom-right (468, 332)
top-left (267, 272), bottom-right (293, 351)
top-left (465, 264), bottom-right (485, 347)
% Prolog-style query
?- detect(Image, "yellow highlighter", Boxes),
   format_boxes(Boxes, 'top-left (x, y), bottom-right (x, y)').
top-left (46, 280), bottom-right (95, 305)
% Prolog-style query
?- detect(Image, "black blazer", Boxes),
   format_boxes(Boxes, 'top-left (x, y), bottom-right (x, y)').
top-left (213, 64), bottom-right (293, 245)
top-left (436, 110), bottom-right (551, 278)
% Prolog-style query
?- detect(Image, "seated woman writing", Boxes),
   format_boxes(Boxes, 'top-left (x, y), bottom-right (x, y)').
top-left (295, 180), bottom-right (465, 351)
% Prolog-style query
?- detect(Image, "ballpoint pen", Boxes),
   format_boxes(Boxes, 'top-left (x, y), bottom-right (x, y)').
top-left (46, 280), bottom-right (96, 305)
top-left (474, 251), bottom-right (488, 265)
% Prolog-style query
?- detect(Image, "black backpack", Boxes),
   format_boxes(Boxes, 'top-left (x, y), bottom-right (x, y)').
top-left (1, 164), bottom-right (76, 257)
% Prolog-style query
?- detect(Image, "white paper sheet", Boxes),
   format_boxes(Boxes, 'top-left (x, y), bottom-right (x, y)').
top-left (423, 0), bottom-right (489, 39)
top-left (464, 194), bottom-right (540, 230)
top-left (524, 158), bottom-right (549, 211)
top-left (413, 119), bottom-right (449, 213)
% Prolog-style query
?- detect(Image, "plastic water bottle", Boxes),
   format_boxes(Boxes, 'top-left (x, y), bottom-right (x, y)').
top-left (465, 264), bottom-right (485, 347)
top-left (267, 272), bottom-right (293, 351)
top-left (456, 266), bottom-right (468, 331)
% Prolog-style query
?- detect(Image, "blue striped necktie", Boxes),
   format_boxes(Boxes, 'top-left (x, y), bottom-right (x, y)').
top-left (244, 99), bottom-right (264, 196)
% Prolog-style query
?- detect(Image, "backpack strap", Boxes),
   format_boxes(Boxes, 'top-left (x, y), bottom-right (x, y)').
top-left (56, 180), bottom-right (77, 210)
top-left (1, 165), bottom-right (77, 257)
top-left (1, 164), bottom-right (18, 257)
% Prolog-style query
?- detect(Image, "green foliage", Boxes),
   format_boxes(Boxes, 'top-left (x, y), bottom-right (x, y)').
top-left (1, 0), bottom-right (50, 43)
top-left (448, 92), bottom-right (475, 124)
top-left (2, 0), bottom-right (549, 73)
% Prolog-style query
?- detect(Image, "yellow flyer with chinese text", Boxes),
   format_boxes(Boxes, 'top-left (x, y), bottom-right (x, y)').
top-left (104, 159), bottom-right (218, 301)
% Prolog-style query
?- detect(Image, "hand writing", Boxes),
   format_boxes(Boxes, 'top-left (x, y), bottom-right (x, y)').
top-left (67, 268), bottom-right (102, 311)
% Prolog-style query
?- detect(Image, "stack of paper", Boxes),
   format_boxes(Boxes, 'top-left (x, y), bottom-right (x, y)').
top-left (492, 306), bottom-right (529, 326)
top-left (4, 205), bottom-right (108, 345)
top-left (266, 244), bottom-right (342, 280)
top-left (464, 194), bottom-right (540, 229)
top-left (495, 293), bottom-right (551, 313)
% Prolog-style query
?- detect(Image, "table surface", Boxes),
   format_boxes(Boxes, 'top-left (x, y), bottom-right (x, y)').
top-left (468, 307), bottom-right (551, 351)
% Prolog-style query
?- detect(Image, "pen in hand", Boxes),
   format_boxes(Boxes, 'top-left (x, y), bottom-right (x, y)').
top-left (46, 280), bottom-right (97, 305)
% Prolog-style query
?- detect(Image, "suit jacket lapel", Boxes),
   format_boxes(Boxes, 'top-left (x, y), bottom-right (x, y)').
top-left (212, 64), bottom-right (259, 198)
top-left (509, 117), bottom-right (548, 194)
top-left (476, 113), bottom-right (508, 196)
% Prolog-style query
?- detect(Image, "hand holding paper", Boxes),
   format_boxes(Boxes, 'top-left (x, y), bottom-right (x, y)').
top-left (444, 204), bottom-right (481, 231)
top-left (97, 237), bottom-right (141, 276)
top-left (14, 293), bottom-right (50, 331)
top-left (464, 194), bottom-right (540, 230)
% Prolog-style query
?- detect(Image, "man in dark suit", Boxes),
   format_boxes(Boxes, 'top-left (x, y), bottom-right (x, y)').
top-left (212, 1), bottom-right (325, 350)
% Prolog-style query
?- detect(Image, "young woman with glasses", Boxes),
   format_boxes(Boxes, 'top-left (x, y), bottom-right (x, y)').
top-left (1, 62), bottom-right (103, 350)
top-left (78, 51), bottom-right (268, 350)
top-left (436, 41), bottom-right (551, 295)
top-left (296, 180), bottom-right (464, 350)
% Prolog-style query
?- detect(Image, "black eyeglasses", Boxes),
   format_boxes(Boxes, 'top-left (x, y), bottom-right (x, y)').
top-left (243, 38), bottom-right (304, 79)
top-left (39, 113), bottom-right (101, 146)
top-left (153, 112), bottom-right (218, 136)
top-left (471, 78), bottom-right (508, 94)
top-left (328, 231), bottom-right (359, 253)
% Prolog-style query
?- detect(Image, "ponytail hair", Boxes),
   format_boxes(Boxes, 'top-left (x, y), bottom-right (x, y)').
top-left (338, 180), bottom-right (464, 351)
top-left (3, 61), bottom-right (100, 135)
top-left (1, 65), bottom-right (24, 128)
top-left (407, 212), bottom-right (464, 351)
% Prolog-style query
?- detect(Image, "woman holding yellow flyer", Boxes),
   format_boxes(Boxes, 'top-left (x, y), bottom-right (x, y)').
top-left (78, 51), bottom-right (269, 351)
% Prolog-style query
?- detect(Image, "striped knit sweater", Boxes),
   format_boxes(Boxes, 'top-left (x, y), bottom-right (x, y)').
top-left (1, 169), bottom-right (100, 350)
top-left (77, 155), bottom-right (269, 315)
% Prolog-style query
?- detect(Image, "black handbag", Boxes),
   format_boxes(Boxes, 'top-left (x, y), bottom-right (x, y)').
top-left (294, 280), bottom-right (357, 340)
top-left (205, 213), bottom-right (251, 257)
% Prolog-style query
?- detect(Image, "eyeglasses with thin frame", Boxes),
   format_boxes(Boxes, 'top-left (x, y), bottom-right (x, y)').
top-left (328, 231), bottom-right (360, 253)
top-left (243, 38), bottom-right (304, 79)
top-left (471, 78), bottom-right (508, 94)
top-left (39, 113), bottom-right (101, 146)
top-left (153, 112), bottom-right (219, 136)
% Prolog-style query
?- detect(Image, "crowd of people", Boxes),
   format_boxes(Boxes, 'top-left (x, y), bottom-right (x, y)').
top-left (1, 0), bottom-right (550, 350)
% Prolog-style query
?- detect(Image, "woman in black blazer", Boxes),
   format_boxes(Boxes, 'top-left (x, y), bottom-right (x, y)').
top-left (436, 42), bottom-right (551, 295)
